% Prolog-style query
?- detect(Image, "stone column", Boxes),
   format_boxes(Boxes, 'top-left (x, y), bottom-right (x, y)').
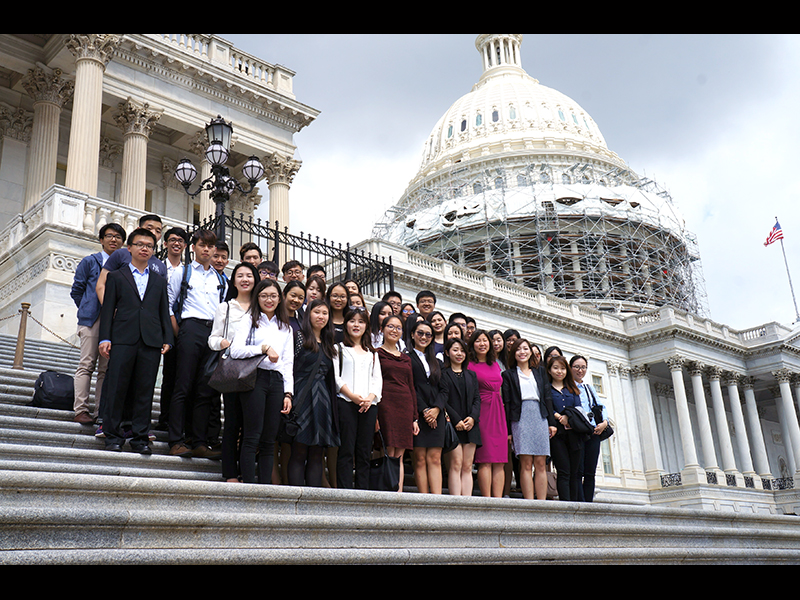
top-left (606, 363), bottom-right (634, 482)
top-left (21, 67), bottom-right (74, 211)
top-left (263, 152), bottom-right (301, 265)
top-left (64, 34), bottom-right (121, 197)
top-left (114, 98), bottom-right (161, 210)
top-left (666, 356), bottom-right (705, 484)
top-left (724, 372), bottom-right (757, 485)
top-left (631, 364), bottom-right (664, 488)
top-left (741, 377), bottom-right (771, 480)
top-left (772, 369), bottom-right (800, 486)
top-left (706, 366), bottom-right (741, 483)
top-left (687, 361), bottom-right (721, 479)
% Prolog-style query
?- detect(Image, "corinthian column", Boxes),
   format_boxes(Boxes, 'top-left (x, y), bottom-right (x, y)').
top-left (772, 369), bottom-right (800, 486)
top-left (666, 356), bottom-right (704, 484)
top-left (264, 152), bottom-right (302, 229)
top-left (724, 372), bottom-right (756, 484)
top-left (630, 364), bottom-right (664, 488)
top-left (706, 366), bottom-right (741, 483)
top-left (21, 67), bottom-right (74, 211)
top-left (114, 98), bottom-right (162, 209)
top-left (64, 34), bottom-right (121, 197)
top-left (687, 361), bottom-right (720, 478)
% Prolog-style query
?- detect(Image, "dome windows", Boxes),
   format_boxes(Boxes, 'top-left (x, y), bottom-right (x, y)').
top-left (461, 119), bottom-right (467, 132)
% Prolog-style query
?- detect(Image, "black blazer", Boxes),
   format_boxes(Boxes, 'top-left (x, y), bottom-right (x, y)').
top-left (99, 267), bottom-right (173, 349)
top-left (501, 365), bottom-right (556, 429)
top-left (408, 349), bottom-right (445, 414)
top-left (439, 367), bottom-right (481, 426)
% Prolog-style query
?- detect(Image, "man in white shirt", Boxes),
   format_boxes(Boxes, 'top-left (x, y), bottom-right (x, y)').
top-left (155, 227), bottom-right (188, 432)
top-left (166, 229), bottom-right (227, 458)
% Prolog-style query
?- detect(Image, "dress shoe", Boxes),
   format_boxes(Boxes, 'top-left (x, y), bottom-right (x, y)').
top-left (74, 412), bottom-right (94, 425)
top-left (105, 443), bottom-right (123, 452)
top-left (131, 444), bottom-right (152, 455)
top-left (192, 445), bottom-right (222, 460)
top-left (169, 444), bottom-right (193, 458)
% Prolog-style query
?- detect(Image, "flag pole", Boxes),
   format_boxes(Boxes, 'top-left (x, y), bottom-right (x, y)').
top-left (775, 216), bottom-right (800, 323)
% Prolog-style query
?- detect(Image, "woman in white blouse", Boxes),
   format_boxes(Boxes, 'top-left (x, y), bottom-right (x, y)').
top-left (334, 307), bottom-right (383, 489)
top-left (230, 278), bottom-right (294, 484)
top-left (208, 262), bottom-right (259, 482)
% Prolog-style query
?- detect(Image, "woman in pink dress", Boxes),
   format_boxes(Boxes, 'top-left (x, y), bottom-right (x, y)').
top-left (467, 329), bottom-right (507, 497)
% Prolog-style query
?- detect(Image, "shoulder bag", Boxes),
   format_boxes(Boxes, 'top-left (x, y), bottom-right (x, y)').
top-left (208, 324), bottom-right (266, 394)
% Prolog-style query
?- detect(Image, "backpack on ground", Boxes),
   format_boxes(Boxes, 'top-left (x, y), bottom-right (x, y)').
top-left (30, 370), bottom-right (74, 411)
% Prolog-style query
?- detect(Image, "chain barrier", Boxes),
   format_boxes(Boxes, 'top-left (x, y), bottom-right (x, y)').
top-left (26, 313), bottom-right (79, 349)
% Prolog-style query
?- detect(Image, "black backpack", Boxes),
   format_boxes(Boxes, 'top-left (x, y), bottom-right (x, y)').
top-left (30, 370), bottom-right (74, 411)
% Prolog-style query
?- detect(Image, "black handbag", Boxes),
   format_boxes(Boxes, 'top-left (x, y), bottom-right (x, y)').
top-left (587, 385), bottom-right (614, 441)
top-left (202, 302), bottom-right (229, 380)
top-left (443, 412), bottom-right (459, 453)
top-left (208, 325), bottom-right (266, 394)
top-left (369, 430), bottom-right (401, 492)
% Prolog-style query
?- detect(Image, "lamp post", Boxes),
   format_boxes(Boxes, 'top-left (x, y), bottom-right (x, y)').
top-left (174, 115), bottom-right (264, 243)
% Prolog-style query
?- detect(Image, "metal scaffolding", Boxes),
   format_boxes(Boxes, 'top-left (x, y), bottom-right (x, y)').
top-left (373, 157), bottom-right (708, 316)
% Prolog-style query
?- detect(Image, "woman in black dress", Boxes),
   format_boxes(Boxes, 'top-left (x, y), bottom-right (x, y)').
top-left (287, 298), bottom-right (339, 487)
top-left (408, 319), bottom-right (445, 494)
top-left (440, 337), bottom-right (481, 496)
top-left (326, 282), bottom-right (349, 344)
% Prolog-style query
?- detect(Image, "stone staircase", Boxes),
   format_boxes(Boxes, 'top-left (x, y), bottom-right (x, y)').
top-left (2, 335), bottom-right (800, 564)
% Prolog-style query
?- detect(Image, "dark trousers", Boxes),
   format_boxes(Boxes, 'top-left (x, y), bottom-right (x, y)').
top-left (168, 318), bottom-right (216, 449)
top-left (549, 430), bottom-right (585, 502)
top-left (336, 398), bottom-right (378, 490)
top-left (240, 369), bottom-right (284, 484)
top-left (103, 339), bottom-right (161, 448)
top-left (221, 391), bottom-right (243, 480)
top-left (578, 434), bottom-right (602, 502)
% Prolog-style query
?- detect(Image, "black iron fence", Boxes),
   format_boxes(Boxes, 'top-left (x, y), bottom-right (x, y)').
top-left (159, 210), bottom-right (394, 298)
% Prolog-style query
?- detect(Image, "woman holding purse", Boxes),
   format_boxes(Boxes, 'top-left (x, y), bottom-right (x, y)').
top-left (570, 355), bottom-right (609, 502)
top-left (229, 278), bottom-right (294, 484)
top-left (208, 261), bottom-right (259, 482)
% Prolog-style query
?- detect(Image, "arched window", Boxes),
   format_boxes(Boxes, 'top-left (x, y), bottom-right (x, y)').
top-left (492, 110), bottom-right (499, 122)
top-left (461, 119), bottom-right (467, 132)
top-left (476, 113), bottom-right (482, 126)
top-left (509, 106), bottom-right (517, 120)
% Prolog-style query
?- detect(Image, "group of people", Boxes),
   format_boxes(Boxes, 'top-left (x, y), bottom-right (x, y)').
top-left (69, 215), bottom-right (610, 501)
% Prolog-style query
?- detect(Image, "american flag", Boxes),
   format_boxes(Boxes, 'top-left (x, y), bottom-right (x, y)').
top-left (765, 221), bottom-right (784, 247)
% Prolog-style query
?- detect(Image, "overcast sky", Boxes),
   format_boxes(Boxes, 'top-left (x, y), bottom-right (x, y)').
top-left (221, 34), bottom-right (800, 331)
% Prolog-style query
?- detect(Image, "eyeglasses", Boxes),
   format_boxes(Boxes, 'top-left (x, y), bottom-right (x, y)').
top-left (414, 331), bottom-right (433, 339)
top-left (384, 324), bottom-right (402, 331)
top-left (258, 293), bottom-right (280, 301)
top-left (131, 242), bottom-right (154, 250)
top-left (103, 233), bottom-right (123, 241)
top-left (572, 365), bottom-right (588, 371)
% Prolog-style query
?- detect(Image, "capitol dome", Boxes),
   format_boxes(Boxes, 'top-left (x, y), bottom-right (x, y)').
top-left (374, 34), bottom-right (706, 315)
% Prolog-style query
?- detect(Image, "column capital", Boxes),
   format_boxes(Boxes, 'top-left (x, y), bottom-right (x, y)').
top-left (66, 34), bottom-right (122, 67)
top-left (705, 365), bottom-right (724, 381)
top-left (606, 362), bottom-right (621, 376)
top-left (21, 67), bottom-right (74, 108)
top-left (263, 152), bottom-right (302, 186)
top-left (631, 364), bottom-right (650, 380)
top-left (665, 355), bottom-right (685, 372)
top-left (114, 98), bottom-right (162, 138)
top-left (0, 106), bottom-right (33, 142)
top-left (772, 368), bottom-right (794, 384)
top-left (687, 361), bottom-right (706, 377)
top-left (741, 376), bottom-right (757, 389)
top-left (723, 372), bottom-right (742, 387)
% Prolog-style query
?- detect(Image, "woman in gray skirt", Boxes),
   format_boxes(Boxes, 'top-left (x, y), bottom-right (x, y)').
top-left (501, 338), bottom-right (557, 500)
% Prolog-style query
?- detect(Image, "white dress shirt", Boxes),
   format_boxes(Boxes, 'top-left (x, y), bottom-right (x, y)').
top-left (167, 261), bottom-right (225, 320)
top-left (229, 312), bottom-right (294, 396)
top-left (335, 345), bottom-right (382, 405)
top-left (208, 299), bottom-right (250, 352)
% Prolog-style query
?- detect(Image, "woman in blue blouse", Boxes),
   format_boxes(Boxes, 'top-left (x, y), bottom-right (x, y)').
top-left (570, 355), bottom-right (609, 502)
top-left (547, 354), bottom-right (584, 502)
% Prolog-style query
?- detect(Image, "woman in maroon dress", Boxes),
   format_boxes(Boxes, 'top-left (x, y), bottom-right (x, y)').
top-left (376, 314), bottom-right (419, 491)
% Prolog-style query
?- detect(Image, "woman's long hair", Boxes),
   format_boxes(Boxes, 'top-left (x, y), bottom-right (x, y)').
top-left (224, 261), bottom-right (259, 303)
top-left (301, 298), bottom-right (336, 359)
top-left (369, 301), bottom-right (391, 337)
top-left (342, 307), bottom-right (373, 352)
top-left (548, 355), bottom-right (580, 395)
top-left (409, 318), bottom-right (441, 384)
top-left (443, 337), bottom-right (469, 370)
top-left (248, 278), bottom-right (290, 330)
top-left (508, 338), bottom-right (535, 370)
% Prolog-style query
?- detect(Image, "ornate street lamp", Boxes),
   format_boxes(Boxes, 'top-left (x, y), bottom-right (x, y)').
top-left (174, 115), bottom-right (264, 242)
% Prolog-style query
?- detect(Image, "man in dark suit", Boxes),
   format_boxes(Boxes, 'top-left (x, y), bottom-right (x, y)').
top-left (99, 228), bottom-right (173, 454)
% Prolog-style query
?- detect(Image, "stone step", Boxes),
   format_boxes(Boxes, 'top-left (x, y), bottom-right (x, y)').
top-left (2, 469), bottom-right (800, 564)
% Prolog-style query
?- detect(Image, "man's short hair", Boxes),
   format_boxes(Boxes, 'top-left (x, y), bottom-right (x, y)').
top-left (99, 222), bottom-right (127, 244)
top-left (163, 227), bottom-right (188, 243)
top-left (382, 290), bottom-right (402, 303)
top-left (138, 214), bottom-right (162, 227)
top-left (282, 259), bottom-right (305, 274)
top-left (416, 290), bottom-right (436, 304)
top-left (258, 260), bottom-right (279, 275)
top-left (215, 241), bottom-right (229, 254)
top-left (239, 242), bottom-right (262, 261)
top-left (307, 264), bottom-right (325, 278)
top-left (191, 229), bottom-right (217, 246)
top-left (128, 228), bottom-right (157, 247)
top-left (449, 312), bottom-right (467, 324)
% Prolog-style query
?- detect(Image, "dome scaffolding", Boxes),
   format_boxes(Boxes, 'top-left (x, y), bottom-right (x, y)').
top-left (373, 156), bottom-right (709, 317)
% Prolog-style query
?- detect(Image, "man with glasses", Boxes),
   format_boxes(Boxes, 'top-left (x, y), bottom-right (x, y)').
top-left (415, 290), bottom-right (437, 320)
top-left (98, 229), bottom-right (172, 453)
top-left (257, 260), bottom-right (279, 281)
top-left (382, 291), bottom-right (403, 316)
top-left (282, 259), bottom-right (305, 283)
top-left (155, 227), bottom-right (187, 432)
top-left (70, 223), bottom-right (127, 425)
